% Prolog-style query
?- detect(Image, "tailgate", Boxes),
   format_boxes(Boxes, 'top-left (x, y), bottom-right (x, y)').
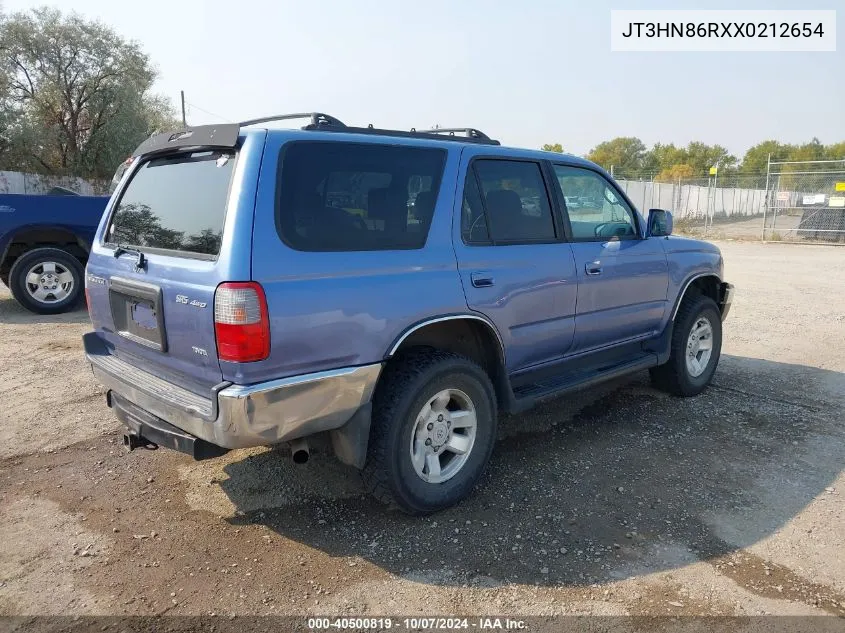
top-left (87, 148), bottom-right (240, 394)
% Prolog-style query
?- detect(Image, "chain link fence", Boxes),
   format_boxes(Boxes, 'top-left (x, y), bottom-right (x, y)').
top-left (614, 160), bottom-right (845, 243)
top-left (614, 174), bottom-right (768, 239)
top-left (763, 159), bottom-right (845, 244)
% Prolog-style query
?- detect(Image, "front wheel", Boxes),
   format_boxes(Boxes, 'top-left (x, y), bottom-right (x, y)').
top-left (650, 295), bottom-right (722, 396)
top-left (8, 247), bottom-right (85, 314)
top-left (362, 349), bottom-right (498, 514)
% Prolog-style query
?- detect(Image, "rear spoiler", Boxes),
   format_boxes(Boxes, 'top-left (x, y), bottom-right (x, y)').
top-left (131, 114), bottom-right (340, 158)
top-left (132, 124), bottom-right (240, 158)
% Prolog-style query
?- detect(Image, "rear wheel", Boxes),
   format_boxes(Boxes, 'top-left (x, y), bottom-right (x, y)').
top-left (8, 247), bottom-right (84, 314)
top-left (650, 295), bottom-right (722, 396)
top-left (362, 349), bottom-right (497, 514)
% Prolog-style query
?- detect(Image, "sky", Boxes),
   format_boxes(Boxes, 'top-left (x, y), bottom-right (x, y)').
top-left (4, 0), bottom-right (843, 157)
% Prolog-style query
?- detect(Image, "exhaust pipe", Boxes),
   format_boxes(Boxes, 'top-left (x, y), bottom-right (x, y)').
top-left (290, 438), bottom-right (310, 464)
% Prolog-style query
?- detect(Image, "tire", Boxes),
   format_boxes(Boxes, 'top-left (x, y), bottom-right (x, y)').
top-left (8, 247), bottom-right (85, 315)
top-left (650, 295), bottom-right (722, 396)
top-left (362, 348), bottom-right (498, 515)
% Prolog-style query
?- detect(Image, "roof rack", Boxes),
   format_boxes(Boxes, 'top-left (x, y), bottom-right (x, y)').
top-left (301, 122), bottom-right (500, 146)
top-left (132, 113), bottom-right (500, 156)
top-left (240, 112), bottom-right (346, 128)
top-left (239, 112), bottom-right (499, 144)
top-left (418, 127), bottom-right (493, 141)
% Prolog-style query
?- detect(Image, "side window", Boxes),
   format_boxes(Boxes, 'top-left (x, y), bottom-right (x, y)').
top-left (465, 159), bottom-right (556, 244)
top-left (277, 142), bottom-right (446, 252)
top-left (553, 165), bottom-right (639, 241)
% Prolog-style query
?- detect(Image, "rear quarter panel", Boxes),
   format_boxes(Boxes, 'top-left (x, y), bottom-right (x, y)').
top-left (244, 131), bottom-right (470, 384)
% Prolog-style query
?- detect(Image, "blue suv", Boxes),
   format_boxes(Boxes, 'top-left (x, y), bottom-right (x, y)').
top-left (83, 113), bottom-right (734, 514)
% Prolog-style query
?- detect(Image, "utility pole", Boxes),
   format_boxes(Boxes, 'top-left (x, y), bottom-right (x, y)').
top-left (761, 152), bottom-right (771, 242)
top-left (180, 90), bottom-right (187, 128)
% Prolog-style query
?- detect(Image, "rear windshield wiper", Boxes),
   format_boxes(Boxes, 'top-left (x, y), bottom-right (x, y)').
top-left (113, 244), bottom-right (147, 269)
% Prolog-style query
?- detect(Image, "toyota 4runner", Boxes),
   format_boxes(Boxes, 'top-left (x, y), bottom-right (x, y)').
top-left (83, 113), bottom-right (734, 514)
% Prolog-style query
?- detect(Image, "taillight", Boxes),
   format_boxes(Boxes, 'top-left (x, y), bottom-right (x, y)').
top-left (214, 282), bottom-right (270, 362)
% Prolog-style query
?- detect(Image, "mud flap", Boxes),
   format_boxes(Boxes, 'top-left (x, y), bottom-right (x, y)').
top-left (329, 402), bottom-right (372, 469)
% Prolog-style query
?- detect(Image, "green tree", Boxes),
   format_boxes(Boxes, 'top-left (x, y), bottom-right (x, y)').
top-left (541, 143), bottom-right (563, 153)
top-left (825, 142), bottom-right (845, 160)
top-left (643, 142), bottom-right (687, 173)
top-left (790, 137), bottom-right (826, 162)
top-left (655, 163), bottom-right (695, 183)
top-left (739, 140), bottom-right (790, 173)
top-left (0, 7), bottom-right (179, 179)
top-left (740, 139), bottom-right (845, 187)
top-left (683, 142), bottom-right (737, 174)
top-left (587, 137), bottom-right (646, 174)
top-left (778, 138), bottom-right (832, 189)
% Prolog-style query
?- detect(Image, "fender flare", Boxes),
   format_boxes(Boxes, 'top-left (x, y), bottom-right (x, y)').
top-left (670, 272), bottom-right (722, 321)
top-left (385, 313), bottom-right (506, 363)
top-left (384, 313), bottom-right (519, 414)
top-left (0, 223), bottom-right (91, 268)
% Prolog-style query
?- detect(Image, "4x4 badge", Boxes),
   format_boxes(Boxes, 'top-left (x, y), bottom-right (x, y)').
top-left (175, 294), bottom-right (207, 308)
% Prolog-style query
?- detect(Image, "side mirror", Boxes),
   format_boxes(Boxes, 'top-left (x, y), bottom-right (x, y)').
top-left (647, 209), bottom-right (673, 237)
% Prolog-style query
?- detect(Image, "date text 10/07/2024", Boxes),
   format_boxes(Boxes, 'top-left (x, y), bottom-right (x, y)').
top-left (307, 618), bottom-right (528, 630)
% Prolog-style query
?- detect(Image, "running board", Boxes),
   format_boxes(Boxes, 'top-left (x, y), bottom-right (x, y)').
top-left (511, 353), bottom-right (658, 412)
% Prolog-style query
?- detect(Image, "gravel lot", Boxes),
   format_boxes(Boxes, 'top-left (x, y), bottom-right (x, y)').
top-left (1, 241), bottom-right (844, 623)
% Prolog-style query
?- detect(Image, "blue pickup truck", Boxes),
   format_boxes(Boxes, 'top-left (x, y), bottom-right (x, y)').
top-left (83, 113), bottom-right (734, 514)
top-left (0, 190), bottom-right (110, 313)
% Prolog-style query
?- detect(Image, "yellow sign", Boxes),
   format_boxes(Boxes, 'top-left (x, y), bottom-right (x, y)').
top-left (709, 167), bottom-right (718, 175)
top-left (835, 182), bottom-right (845, 192)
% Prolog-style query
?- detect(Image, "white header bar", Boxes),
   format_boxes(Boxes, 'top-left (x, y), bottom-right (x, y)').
top-left (611, 10), bottom-right (836, 52)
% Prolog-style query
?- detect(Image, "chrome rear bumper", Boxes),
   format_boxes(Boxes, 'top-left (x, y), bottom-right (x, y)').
top-left (83, 332), bottom-right (382, 450)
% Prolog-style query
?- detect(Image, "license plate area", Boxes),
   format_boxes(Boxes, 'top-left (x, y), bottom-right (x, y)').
top-left (108, 277), bottom-right (167, 352)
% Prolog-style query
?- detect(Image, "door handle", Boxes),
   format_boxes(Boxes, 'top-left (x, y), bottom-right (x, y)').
top-left (471, 272), bottom-right (495, 288)
top-left (585, 261), bottom-right (603, 276)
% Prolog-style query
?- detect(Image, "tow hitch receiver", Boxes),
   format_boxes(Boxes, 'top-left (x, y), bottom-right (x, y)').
top-left (108, 391), bottom-right (228, 461)
top-left (123, 432), bottom-right (158, 452)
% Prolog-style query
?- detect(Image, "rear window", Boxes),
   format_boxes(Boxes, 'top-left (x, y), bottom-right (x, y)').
top-left (106, 151), bottom-right (235, 258)
top-left (276, 142), bottom-right (446, 251)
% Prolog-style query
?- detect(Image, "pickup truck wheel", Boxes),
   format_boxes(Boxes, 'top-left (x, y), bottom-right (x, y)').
top-left (650, 295), bottom-right (722, 396)
top-left (8, 247), bottom-right (84, 315)
top-left (363, 349), bottom-right (497, 515)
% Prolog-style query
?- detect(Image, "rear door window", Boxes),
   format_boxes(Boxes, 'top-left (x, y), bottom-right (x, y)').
top-left (463, 159), bottom-right (557, 244)
top-left (276, 142), bottom-right (446, 251)
top-left (106, 150), bottom-right (235, 258)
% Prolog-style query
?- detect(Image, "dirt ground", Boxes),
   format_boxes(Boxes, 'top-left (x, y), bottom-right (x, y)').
top-left (1, 241), bottom-right (844, 626)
